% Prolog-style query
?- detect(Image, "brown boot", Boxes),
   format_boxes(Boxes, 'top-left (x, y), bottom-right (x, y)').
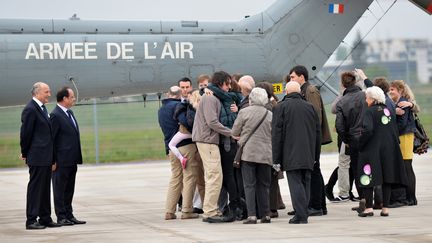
top-left (181, 212), bottom-right (199, 219)
top-left (165, 213), bottom-right (177, 220)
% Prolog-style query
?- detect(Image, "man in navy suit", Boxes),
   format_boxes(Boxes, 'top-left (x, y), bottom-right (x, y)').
top-left (20, 82), bottom-right (61, 230)
top-left (50, 87), bottom-right (86, 226)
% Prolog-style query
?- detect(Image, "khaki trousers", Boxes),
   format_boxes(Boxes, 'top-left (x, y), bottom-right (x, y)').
top-left (195, 151), bottom-right (205, 201)
top-left (338, 142), bottom-right (351, 197)
top-left (165, 144), bottom-right (198, 214)
top-left (196, 142), bottom-right (223, 218)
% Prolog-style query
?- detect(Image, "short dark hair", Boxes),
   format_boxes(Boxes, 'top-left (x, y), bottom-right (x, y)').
top-left (56, 86), bottom-right (71, 102)
top-left (373, 77), bottom-right (389, 93)
top-left (256, 82), bottom-right (273, 99)
top-left (289, 65), bottom-right (309, 81)
top-left (211, 71), bottom-right (231, 87)
top-left (341, 72), bottom-right (356, 88)
top-left (178, 77), bottom-right (192, 86)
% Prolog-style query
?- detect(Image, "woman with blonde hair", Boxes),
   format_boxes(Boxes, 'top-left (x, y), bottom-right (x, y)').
top-left (389, 80), bottom-right (418, 206)
top-left (168, 90), bottom-right (201, 169)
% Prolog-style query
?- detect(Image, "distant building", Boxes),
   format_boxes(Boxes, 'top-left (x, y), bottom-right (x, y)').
top-left (321, 38), bottom-right (432, 85)
top-left (366, 39), bottom-right (431, 84)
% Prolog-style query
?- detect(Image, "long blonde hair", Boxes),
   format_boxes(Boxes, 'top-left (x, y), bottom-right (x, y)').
top-left (189, 90), bottom-right (201, 109)
top-left (390, 80), bottom-right (420, 113)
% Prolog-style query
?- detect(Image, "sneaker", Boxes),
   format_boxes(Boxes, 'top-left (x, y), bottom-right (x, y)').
top-left (331, 196), bottom-right (350, 203)
top-left (181, 157), bottom-right (187, 169)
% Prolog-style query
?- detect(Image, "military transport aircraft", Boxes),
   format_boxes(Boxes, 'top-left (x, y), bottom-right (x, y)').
top-left (0, 0), bottom-right (430, 106)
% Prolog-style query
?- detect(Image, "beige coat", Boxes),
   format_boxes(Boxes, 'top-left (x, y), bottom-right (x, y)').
top-left (192, 94), bottom-right (231, 145)
top-left (232, 105), bottom-right (272, 165)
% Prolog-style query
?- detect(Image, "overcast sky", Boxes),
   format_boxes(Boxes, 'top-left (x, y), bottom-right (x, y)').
top-left (0, 0), bottom-right (431, 43)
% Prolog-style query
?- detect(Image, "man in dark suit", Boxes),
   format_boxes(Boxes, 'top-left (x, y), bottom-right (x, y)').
top-left (272, 81), bottom-right (321, 224)
top-left (20, 82), bottom-right (61, 230)
top-left (50, 87), bottom-right (86, 226)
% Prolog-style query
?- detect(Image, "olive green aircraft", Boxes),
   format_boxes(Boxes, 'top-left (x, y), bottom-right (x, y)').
top-left (0, 0), bottom-right (430, 106)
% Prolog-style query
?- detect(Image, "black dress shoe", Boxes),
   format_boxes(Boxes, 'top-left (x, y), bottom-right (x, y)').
top-left (289, 217), bottom-right (307, 224)
top-left (358, 211), bottom-right (374, 217)
top-left (193, 207), bottom-right (204, 214)
top-left (202, 215), bottom-right (225, 223)
top-left (387, 202), bottom-right (404, 208)
top-left (287, 210), bottom-right (296, 215)
top-left (26, 222), bottom-right (46, 230)
top-left (308, 208), bottom-right (323, 216)
top-left (58, 218), bottom-right (74, 226)
top-left (380, 211), bottom-right (389, 217)
top-left (41, 221), bottom-right (62, 227)
top-left (69, 217), bottom-right (86, 224)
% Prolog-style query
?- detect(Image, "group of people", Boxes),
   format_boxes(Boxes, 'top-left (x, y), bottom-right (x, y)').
top-left (158, 66), bottom-right (333, 224)
top-left (20, 82), bottom-right (86, 230)
top-left (327, 69), bottom-right (419, 217)
top-left (159, 65), bottom-right (421, 225)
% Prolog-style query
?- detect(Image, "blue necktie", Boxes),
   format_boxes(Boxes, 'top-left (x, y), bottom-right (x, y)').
top-left (41, 105), bottom-right (49, 118)
top-left (67, 110), bottom-right (77, 128)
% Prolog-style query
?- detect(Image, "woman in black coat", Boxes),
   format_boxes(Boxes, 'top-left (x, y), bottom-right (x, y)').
top-left (358, 87), bottom-right (407, 217)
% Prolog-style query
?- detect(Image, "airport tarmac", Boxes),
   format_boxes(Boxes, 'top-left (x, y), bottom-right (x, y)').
top-left (1, 153), bottom-right (431, 243)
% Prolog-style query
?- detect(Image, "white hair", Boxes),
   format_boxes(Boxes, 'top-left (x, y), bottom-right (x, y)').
top-left (249, 87), bottom-right (269, 106)
top-left (285, 81), bottom-right (301, 94)
top-left (238, 75), bottom-right (255, 95)
top-left (167, 86), bottom-right (181, 98)
top-left (365, 86), bottom-right (385, 104)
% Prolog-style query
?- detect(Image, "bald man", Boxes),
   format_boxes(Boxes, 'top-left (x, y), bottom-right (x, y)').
top-left (272, 81), bottom-right (321, 224)
top-left (238, 75), bottom-right (256, 110)
top-left (20, 82), bottom-right (60, 229)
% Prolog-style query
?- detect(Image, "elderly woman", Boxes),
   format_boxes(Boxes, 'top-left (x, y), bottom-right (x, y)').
top-left (357, 87), bottom-right (407, 217)
top-left (232, 87), bottom-right (273, 224)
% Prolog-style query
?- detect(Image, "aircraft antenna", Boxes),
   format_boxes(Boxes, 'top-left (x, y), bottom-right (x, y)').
top-left (70, 77), bottom-right (80, 103)
top-left (318, 0), bottom-right (398, 91)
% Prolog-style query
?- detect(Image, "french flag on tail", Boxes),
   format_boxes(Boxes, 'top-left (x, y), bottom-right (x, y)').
top-left (329, 3), bottom-right (344, 14)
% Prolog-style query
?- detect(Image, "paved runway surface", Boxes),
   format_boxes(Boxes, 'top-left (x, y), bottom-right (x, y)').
top-left (1, 153), bottom-right (431, 242)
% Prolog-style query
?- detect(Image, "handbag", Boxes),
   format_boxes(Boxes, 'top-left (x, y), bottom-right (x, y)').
top-left (413, 113), bottom-right (429, 155)
top-left (233, 110), bottom-right (269, 168)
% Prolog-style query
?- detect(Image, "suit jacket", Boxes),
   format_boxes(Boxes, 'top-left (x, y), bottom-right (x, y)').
top-left (301, 82), bottom-right (332, 145)
top-left (20, 100), bottom-right (54, 166)
top-left (50, 105), bottom-right (83, 166)
top-left (272, 93), bottom-right (321, 171)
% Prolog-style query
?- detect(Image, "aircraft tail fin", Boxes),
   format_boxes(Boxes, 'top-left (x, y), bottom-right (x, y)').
top-left (260, 0), bottom-right (373, 80)
top-left (409, 0), bottom-right (432, 15)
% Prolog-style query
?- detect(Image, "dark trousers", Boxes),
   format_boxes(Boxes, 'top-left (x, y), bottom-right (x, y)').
top-left (241, 161), bottom-right (271, 217)
top-left (349, 145), bottom-right (363, 198)
top-left (287, 169), bottom-right (311, 221)
top-left (363, 184), bottom-right (391, 208)
top-left (308, 162), bottom-right (326, 211)
top-left (269, 172), bottom-right (283, 211)
top-left (26, 165), bottom-right (52, 225)
top-left (220, 142), bottom-right (240, 205)
top-left (53, 165), bottom-right (78, 220)
top-left (404, 159), bottom-right (417, 202)
top-left (326, 166), bottom-right (355, 197)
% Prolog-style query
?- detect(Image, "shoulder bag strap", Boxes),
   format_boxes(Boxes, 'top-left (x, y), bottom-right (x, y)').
top-left (241, 110), bottom-right (269, 147)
